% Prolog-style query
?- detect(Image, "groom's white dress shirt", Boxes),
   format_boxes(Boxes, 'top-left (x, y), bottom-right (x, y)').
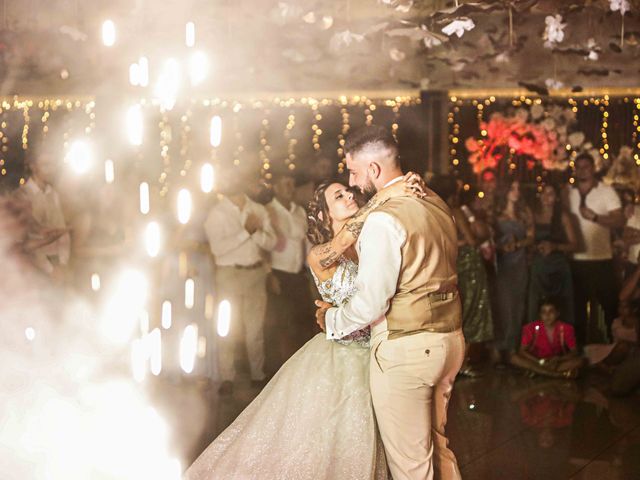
top-left (325, 176), bottom-right (405, 339)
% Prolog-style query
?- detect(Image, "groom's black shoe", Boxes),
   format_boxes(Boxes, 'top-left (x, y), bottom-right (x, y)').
top-left (218, 381), bottom-right (234, 396)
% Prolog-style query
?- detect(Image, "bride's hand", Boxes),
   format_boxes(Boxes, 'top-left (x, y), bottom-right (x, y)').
top-left (379, 171), bottom-right (429, 201)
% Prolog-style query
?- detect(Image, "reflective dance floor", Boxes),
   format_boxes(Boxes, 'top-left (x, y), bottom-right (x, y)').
top-left (156, 366), bottom-right (640, 479)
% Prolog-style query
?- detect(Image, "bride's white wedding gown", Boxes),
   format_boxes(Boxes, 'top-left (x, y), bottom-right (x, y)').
top-left (184, 258), bottom-right (388, 480)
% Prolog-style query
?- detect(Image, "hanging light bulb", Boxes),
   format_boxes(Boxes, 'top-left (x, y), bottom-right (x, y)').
top-left (154, 58), bottom-right (181, 111)
top-left (129, 63), bottom-right (140, 86)
top-left (139, 182), bottom-right (150, 215)
top-left (126, 104), bottom-right (144, 146)
top-left (200, 163), bottom-right (214, 193)
top-left (217, 300), bottom-right (231, 337)
top-left (185, 22), bottom-right (196, 47)
top-left (102, 20), bottom-right (116, 46)
top-left (161, 300), bottom-right (172, 329)
top-left (145, 221), bottom-right (161, 257)
top-left (180, 324), bottom-right (198, 374)
top-left (210, 115), bottom-right (222, 147)
top-left (91, 273), bottom-right (101, 291)
top-left (104, 159), bottom-right (115, 184)
top-left (188, 51), bottom-right (208, 86)
top-left (138, 56), bottom-right (150, 87)
top-left (184, 278), bottom-right (195, 309)
top-left (177, 189), bottom-right (192, 224)
top-left (149, 328), bottom-right (162, 376)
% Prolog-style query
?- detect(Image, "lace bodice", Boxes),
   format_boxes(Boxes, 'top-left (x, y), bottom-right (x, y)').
top-left (311, 257), bottom-right (370, 347)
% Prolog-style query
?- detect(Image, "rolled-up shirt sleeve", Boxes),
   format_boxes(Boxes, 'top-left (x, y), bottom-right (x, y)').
top-left (325, 212), bottom-right (406, 339)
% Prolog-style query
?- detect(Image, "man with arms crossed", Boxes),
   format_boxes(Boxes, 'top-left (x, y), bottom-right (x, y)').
top-left (316, 126), bottom-right (464, 480)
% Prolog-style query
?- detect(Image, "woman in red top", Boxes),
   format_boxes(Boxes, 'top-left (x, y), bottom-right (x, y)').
top-left (510, 298), bottom-right (585, 378)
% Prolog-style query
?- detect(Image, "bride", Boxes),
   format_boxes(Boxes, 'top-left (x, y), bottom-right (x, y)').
top-left (184, 173), bottom-right (425, 480)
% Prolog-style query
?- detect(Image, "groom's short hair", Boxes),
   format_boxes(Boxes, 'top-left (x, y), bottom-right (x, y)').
top-left (344, 125), bottom-right (399, 166)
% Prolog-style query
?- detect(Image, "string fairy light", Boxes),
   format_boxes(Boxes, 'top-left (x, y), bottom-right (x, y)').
top-left (284, 109), bottom-right (297, 171)
top-left (633, 98), bottom-right (640, 165)
top-left (259, 111), bottom-right (272, 179)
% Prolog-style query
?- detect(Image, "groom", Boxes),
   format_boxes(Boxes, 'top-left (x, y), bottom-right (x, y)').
top-left (315, 126), bottom-right (464, 480)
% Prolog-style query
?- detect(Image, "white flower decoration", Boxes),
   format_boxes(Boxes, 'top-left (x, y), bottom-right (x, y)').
top-left (543, 15), bottom-right (566, 49)
top-left (545, 78), bottom-right (564, 90)
top-left (441, 17), bottom-right (475, 38)
top-left (330, 30), bottom-right (365, 51)
top-left (610, 0), bottom-right (630, 15)
top-left (586, 38), bottom-right (599, 61)
top-left (389, 48), bottom-right (406, 61)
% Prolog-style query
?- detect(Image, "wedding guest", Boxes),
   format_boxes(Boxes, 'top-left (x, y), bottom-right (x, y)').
top-left (585, 259), bottom-right (640, 396)
top-left (265, 171), bottom-right (313, 374)
top-left (493, 179), bottom-right (534, 361)
top-left (204, 174), bottom-right (277, 395)
top-left (510, 298), bottom-right (583, 379)
top-left (528, 183), bottom-right (578, 324)
top-left (569, 153), bottom-right (625, 344)
top-left (430, 175), bottom-right (493, 377)
top-left (15, 142), bottom-right (71, 282)
top-left (622, 189), bottom-right (640, 278)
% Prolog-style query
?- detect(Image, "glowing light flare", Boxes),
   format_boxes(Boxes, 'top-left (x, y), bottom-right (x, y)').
top-left (126, 104), bottom-right (144, 146)
top-left (145, 221), bottom-right (162, 257)
top-left (217, 300), bottom-right (231, 337)
top-left (161, 300), bottom-right (172, 329)
top-left (25, 327), bottom-right (35, 341)
top-left (91, 273), bottom-right (101, 291)
top-left (129, 63), bottom-right (140, 86)
top-left (139, 56), bottom-right (150, 87)
top-left (210, 115), bottom-right (222, 147)
top-left (140, 309), bottom-right (150, 335)
top-left (200, 163), bottom-right (214, 193)
top-left (188, 51), bottom-right (208, 86)
top-left (177, 188), bottom-right (192, 224)
top-left (185, 278), bottom-right (195, 309)
top-left (154, 58), bottom-right (181, 111)
top-left (150, 328), bottom-right (162, 376)
top-left (100, 269), bottom-right (148, 345)
top-left (104, 159), bottom-right (115, 184)
top-left (66, 140), bottom-right (93, 175)
top-left (180, 324), bottom-right (198, 374)
top-left (102, 20), bottom-right (116, 46)
top-left (139, 182), bottom-right (150, 215)
top-left (185, 22), bottom-right (196, 47)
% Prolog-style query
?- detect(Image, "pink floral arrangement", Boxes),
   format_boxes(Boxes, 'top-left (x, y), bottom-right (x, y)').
top-left (465, 111), bottom-right (565, 174)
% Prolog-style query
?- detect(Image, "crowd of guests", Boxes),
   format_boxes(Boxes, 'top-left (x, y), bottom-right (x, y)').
top-left (429, 152), bottom-right (640, 395)
top-left (2, 138), bottom-right (639, 397)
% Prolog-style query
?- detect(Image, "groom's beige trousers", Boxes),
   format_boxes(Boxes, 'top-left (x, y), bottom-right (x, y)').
top-left (370, 326), bottom-right (465, 480)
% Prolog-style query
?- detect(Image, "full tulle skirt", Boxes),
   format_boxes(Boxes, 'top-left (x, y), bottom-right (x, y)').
top-left (184, 333), bottom-right (388, 480)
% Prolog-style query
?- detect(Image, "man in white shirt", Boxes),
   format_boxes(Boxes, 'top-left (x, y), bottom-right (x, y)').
top-left (204, 176), bottom-right (277, 395)
top-left (15, 146), bottom-right (70, 281)
top-left (569, 152), bottom-right (625, 345)
top-left (265, 172), bottom-right (313, 373)
top-left (315, 126), bottom-right (464, 480)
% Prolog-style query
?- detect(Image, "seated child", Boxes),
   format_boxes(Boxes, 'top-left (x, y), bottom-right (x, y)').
top-left (510, 298), bottom-right (584, 378)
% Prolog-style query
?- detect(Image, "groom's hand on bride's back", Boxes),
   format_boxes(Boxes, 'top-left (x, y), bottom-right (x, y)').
top-left (314, 300), bottom-right (332, 332)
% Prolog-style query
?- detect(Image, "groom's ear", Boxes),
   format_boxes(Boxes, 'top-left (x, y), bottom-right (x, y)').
top-left (369, 162), bottom-right (382, 179)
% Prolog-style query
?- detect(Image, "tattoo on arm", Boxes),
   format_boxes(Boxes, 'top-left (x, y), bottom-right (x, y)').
top-left (346, 222), bottom-right (364, 237)
top-left (319, 251), bottom-right (339, 269)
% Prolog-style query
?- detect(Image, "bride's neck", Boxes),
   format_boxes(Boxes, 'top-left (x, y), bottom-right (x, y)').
top-left (332, 219), bottom-right (346, 237)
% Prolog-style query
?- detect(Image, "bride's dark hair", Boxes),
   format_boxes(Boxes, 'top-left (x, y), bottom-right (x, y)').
top-left (306, 182), bottom-right (334, 245)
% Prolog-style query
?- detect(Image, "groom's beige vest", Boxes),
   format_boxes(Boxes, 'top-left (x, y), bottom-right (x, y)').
top-left (376, 195), bottom-right (462, 339)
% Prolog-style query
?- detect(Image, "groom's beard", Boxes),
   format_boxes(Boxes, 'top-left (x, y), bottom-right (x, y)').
top-left (361, 180), bottom-right (377, 201)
